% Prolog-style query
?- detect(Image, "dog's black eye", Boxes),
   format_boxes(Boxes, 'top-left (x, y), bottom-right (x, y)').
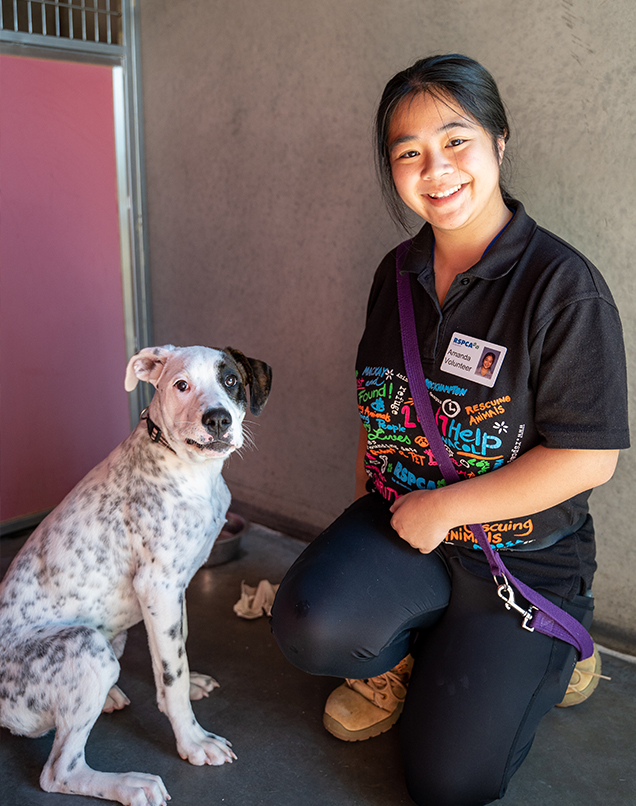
top-left (224, 374), bottom-right (238, 388)
top-left (174, 380), bottom-right (189, 392)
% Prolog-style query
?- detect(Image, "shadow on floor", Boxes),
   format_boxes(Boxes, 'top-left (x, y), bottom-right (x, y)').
top-left (1, 523), bottom-right (635, 806)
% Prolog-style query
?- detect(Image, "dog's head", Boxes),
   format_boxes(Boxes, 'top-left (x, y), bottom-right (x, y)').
top-left (125, 345), bottom-right (272, 461)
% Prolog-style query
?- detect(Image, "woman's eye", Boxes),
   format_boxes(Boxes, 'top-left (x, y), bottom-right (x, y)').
top-left (224, 374), bottom-right (238, 388)
top-left (447, 138), bottom-right (465, 147)
top-left (174, 380), bottom-right (189, 392)
top-left (398, 150), bottom-right (419, 160)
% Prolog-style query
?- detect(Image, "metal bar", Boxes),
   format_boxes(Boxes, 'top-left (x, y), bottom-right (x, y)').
top-left (93, 0), bottom-right (98, 41)
top-left (27, 0), bottom-right (33, 34)
top-left (12, 0), bottom-right (18, 32)
top-left (0, 28), bottom-right (124, 56)
top-left (106, 0), bottom-right (111, 44)
top-left (113, 62), bottom-right (149, 422)
top-left (20, 0), bottom-right (122, 18)
top-left (120, 0), bottom-right (154, 419)
top-left (0, 36), bottom-right (123, 61)
top-left (81, 0), bottom-right (87, 40)
top-left (68, 0), bottom-right (73, 39)
top-left (55, 0), bottom-right (60, 36)
top-left (41, 1), bottom-right (47, 36)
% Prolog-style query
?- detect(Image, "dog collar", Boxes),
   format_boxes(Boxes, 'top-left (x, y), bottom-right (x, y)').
top-left (140, 408), bottom-right (177, 455)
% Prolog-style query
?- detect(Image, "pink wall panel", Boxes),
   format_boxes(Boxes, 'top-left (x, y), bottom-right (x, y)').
top-left (0, 54), bottom-right (131, 523)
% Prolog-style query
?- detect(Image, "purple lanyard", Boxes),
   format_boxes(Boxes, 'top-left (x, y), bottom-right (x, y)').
top-left (395, 239), bottom-right (593, 659)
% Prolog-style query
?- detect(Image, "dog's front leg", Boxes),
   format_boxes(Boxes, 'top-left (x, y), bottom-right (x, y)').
top-left (133, 575), bottom-right (235, 767)
top-left (181, 599), bottom-right (220, 701)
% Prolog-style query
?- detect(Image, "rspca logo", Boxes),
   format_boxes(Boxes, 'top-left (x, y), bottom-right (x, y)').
top-left (453, 337), bottom-right (480, 350)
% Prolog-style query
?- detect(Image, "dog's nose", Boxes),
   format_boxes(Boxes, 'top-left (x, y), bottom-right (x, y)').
top-left (202, 407), bottom-right (232, 438)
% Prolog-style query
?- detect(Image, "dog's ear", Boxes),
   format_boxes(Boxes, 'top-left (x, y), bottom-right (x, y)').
top-left (124, 345), bottom-right (176, 391)
top-left (224, 347), bottom-right (272, 416)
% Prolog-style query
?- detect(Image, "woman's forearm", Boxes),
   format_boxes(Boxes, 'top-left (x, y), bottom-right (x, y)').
top-left (390, 445), bottom-right (619, 553)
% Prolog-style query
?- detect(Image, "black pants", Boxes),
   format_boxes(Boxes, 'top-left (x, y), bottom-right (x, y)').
top-left (271, 494), bottom-right (593, 806)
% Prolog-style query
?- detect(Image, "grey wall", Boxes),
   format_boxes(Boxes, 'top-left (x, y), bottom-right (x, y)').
top-left (139, 0), bottom-right (636, 650)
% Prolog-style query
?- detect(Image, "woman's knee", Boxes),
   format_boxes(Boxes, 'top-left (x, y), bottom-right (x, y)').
top-left (270, 495), bottom-right (450, 676)
top-left (271, 578), bottom-right (362, 675)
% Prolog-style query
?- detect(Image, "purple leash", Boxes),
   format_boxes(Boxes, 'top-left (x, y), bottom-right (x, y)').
top-left (395, 240), bottom-right (593, 659)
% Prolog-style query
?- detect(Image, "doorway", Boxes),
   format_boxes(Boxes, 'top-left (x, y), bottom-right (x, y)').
top-left (0, 0), bottom-right (150, 531)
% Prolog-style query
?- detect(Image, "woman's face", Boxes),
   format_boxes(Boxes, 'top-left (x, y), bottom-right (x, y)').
top-left (482, 354), bottom-right (494, 370)
top-left (387, 92), bottom-right (505, 239)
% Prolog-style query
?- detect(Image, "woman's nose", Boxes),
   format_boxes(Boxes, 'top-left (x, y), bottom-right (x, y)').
top-left (421, 149), bottom-right (455, 180)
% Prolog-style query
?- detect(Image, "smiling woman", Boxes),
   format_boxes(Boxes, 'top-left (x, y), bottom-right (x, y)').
top-left (271, 53), bottom-right (629, 806)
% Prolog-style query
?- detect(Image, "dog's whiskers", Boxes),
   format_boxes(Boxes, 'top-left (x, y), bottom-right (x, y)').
top-left (240, 423), bottom-right (258, 452)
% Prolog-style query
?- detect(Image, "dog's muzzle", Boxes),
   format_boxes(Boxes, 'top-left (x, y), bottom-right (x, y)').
top-left (183, 407), bottom-right (235, 452)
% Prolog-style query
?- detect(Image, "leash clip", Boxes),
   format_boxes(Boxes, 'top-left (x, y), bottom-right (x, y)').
top-left (495, 577), bottom-right (536, 632)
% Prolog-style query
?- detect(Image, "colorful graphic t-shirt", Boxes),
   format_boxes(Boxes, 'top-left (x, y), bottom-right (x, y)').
top-left (356, 201), bottom-right (629, 553)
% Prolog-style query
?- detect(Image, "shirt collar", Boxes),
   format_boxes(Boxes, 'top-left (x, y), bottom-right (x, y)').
top-left (400, 199), bottom-right (537, 281)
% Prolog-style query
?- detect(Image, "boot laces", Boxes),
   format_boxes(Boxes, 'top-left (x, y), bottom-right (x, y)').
top-left (346, 655), bottom-right (414, 712)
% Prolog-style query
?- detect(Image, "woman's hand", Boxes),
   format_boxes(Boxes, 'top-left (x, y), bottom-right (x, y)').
top-left (390, 490), bottom-right (450, 554)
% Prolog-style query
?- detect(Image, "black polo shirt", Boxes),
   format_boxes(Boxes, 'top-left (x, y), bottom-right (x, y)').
top-left (356, 200), bottom-right (629, 597)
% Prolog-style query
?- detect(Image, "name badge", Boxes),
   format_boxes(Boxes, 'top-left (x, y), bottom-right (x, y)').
top-left (440, 332), bottom-right (507, 388)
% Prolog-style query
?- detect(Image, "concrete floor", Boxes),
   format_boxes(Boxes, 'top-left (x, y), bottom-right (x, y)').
top-left (1, 523), bottom-right (635, 806)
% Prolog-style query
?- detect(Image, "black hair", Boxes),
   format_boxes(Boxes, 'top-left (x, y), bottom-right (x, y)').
top-left (375, 54), bottom-right (511, 229)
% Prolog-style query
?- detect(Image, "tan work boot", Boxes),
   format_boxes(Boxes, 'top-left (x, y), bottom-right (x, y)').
top-left (323, 655), bottom-right (414, 741)
top-left (556, 644), bottom-right (609, 707)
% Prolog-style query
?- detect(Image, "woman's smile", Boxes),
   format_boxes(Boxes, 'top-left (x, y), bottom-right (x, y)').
top-left (426, 183), bottom-right (464, 201)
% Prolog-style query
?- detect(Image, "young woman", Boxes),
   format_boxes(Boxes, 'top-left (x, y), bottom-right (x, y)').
top-left (271, 55), bottom-right (629, 805)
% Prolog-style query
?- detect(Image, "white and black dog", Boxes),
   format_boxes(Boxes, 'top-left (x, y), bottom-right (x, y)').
top-left (0, 345), bottom-right (272, 806)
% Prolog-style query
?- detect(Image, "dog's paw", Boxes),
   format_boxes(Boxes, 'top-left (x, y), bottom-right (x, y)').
top-left (103, 685), bottom-right (131, 713)
top-left (106, 772), bottom-right (170, 806)
top-left (42, 769), bottom-right (169, 806)
top-left (189, 672), bottom-right (220, 700)
top-left (177, 724), bottom-right (236, 767)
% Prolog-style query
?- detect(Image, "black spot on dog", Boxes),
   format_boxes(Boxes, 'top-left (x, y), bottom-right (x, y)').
top-left (162, 660), bottom-right (175, 687)
top-left (67, 752), bottom-right (82, 772)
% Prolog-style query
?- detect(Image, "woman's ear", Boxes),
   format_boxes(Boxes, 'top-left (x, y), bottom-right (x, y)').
top-left (497, 137), bottom-right (506, 165)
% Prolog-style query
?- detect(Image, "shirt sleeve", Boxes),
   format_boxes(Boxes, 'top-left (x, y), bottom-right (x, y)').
top-left (365, 251), bottom-right (396, 323)
top-left (532, 295), bottom-right (630, 450)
